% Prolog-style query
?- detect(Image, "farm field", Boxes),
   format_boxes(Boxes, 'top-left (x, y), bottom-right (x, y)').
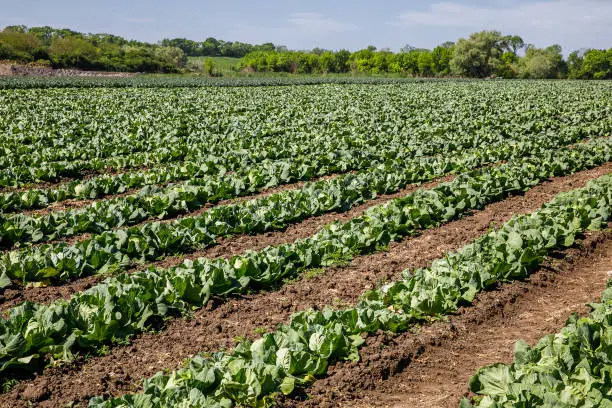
top-left (0, 79), bottom-right (611, 408)
top-left (186, 56), bottom-right (242, 75)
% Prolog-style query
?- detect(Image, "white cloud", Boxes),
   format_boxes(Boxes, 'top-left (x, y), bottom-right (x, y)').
top-left (222, 12), bottom-right (359, 50)
top-left (393, 1), bottom-right (612, 51)
top-left (121, 17), bottom-right (156, 24)
top-left (396, 1), bottom-right (612, 29)
top-left (288, 12), bottom-right (358, 33)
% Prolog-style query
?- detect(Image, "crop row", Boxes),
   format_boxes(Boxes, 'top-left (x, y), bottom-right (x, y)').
top-left (462, 281), bottom-right (612, 407)
top-left (0, 129), bottom-right (356, 187)
top-left (0, 132), bottom-right (589, 248)
top-left (3, 137), bottom-right (611, 288)
top-left (0, 76), bottom-right (456, 89)
top-left (0, 117), bottom-right (546, 211)
top-left (2, 82), bottom-right (610, 185)
top-left (88, 170), bottom-right (612, 407)
top-left (0, 142), bottom-right (609, 377)
top-left (1, 124), bottom-right (361, 183)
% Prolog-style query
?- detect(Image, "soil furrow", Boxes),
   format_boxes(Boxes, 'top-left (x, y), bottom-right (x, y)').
top-left (293, 229), bottom-right (612, 408)
top-left (0, 174), bottom-right (445, 311)
top-left (1, 164), bottom-right (610, 408)
top-left (17, 170), bottom-right (346, 218)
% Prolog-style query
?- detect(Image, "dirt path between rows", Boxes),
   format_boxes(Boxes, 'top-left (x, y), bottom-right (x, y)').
top-left (0, 175), bottom-right (449, 311)
top-left (18, 169), bottom-right (345, 218)
top-left (2, 163), bottom-right (610, 408)
top-left (290, 229), bottom-right (612, 408)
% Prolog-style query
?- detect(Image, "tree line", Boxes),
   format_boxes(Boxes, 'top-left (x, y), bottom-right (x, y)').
top-left (241, 31), bottom-right (611, 79)
top-left (0, 25), bottom-right (276, 72)
top-left (0, 25), bottom-right (185, 72)
top-left (0, 26), bottom-right (610, 78)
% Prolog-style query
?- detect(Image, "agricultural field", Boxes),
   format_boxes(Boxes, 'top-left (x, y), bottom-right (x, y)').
top-left (186, 56), bottom-right (242, 75)
top-left (0, 78), bottom-right (611, 408)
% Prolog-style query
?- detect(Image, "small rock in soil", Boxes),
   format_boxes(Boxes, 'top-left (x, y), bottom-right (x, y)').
top-left (21, 380), bottom-right (50, 402)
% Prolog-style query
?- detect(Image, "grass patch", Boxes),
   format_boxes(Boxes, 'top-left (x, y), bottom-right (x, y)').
top-left (187, 57), bottom-right (241, 75)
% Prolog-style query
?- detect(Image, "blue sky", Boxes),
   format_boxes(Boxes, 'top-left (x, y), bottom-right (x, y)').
top-left (2, 0), bottom-right (611, 53)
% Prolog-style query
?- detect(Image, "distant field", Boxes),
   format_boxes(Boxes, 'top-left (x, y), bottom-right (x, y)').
top-left (187, 56), bottom-right (242, 74)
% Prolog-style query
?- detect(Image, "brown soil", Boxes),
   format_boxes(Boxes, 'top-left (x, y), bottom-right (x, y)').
top-left (289, 230), bottom-right (612, 408)
top-left (1, 164), bottom-right (610, 407)
top-left (0, 62), bottom-right (136, 77)
top-left (0, 175), bottom-right (447, 311)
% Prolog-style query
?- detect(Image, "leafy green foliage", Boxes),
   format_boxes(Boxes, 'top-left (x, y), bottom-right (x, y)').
top-left (1, 138), bottom-right (610, 288)
top-left (0, 132), bottom-right (584, 248)
top-left (569, 49), bottom-right (612, 80)
top-left (462, 281), bottom-right (612, 407)
top-left (7, 80), bottom-right (608, 189)
top-left (0, 141), bottom-right (610, 380)
top-left (89, 169), bottom-right (612, 408)
top-left (450, 31), bottom-right (511, 78)
top-left (0, 26), bottom-right (185, 72)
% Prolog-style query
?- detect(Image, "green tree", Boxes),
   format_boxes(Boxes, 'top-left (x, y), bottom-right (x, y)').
top-left (371, 51), bottom-right (391, 73)
top-left (255, 42), bottom-right (275, 52)
top-left (496, 52), bottom-right (518, 78)
top-left (349, 48), bottom-right (376, 73)
top-left (523, 54), bottom-right (553, 78)
top-left (154, 46), bottom-right (186, 68)
top-left (48, 37), bottom-right (98, 68)
top-left (505, 35), bottom-right (525, 55)
top-left (431, 44), bottom-right (454, 75)
top-left (396, 50), bottom-right (420, 75)
top-left (161, 38), bottom-right (200, 56)
top-left (0, 29), bottom-right (42, 62)
top-left (275, 45), bottom-right (289, 53)
top-left (519, 44), bottom-right (565, 78)
top-left (311, 47), bottom-right (330, 56)
top-left (450, 30), bottom-right (509, 77)
top-left (334, 49), bottom-right (350, 72)
top-left (229, 42), bottom-right (253, 58)
top-left (567, 49), bottom-right (586, 78)
top-left (319, 51), bottom-right (335, 73)
top-left (204, 58), bottom-right (215, 76)
top-left (25, 26), bottom-right (56, 46)
top-left (581, 49), bottom-right (612, 79)
top-left (201, 37), bottom-right (219, 56)
top-left (417, 50), bottom-right (433, 75)
top-left (400, 44), bottom-right (416, 53)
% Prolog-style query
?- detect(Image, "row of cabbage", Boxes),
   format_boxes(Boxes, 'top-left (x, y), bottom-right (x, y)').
top-left (0, 114), bottom-right (523, 187)
top-left (2, 82), bottom-right (610, 184)
top-left (0, 131), bottom-right (595, 248)
top-left (2, 138), bottom-right (611, 288)
top-left (0, 140), bottom-right (609, 379)
top-left (0, 76), bottom-right (452, 89)
top-left (1, 127), bottom-right (366, 186)
top-left (0, 84), bottom-right (488, 177)
top-left (88, 167), bottom-right (612, 407)
top-left (462, 281), bottom-right (612, 408)
top-left (1, 117), bottom-right (562, 211)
